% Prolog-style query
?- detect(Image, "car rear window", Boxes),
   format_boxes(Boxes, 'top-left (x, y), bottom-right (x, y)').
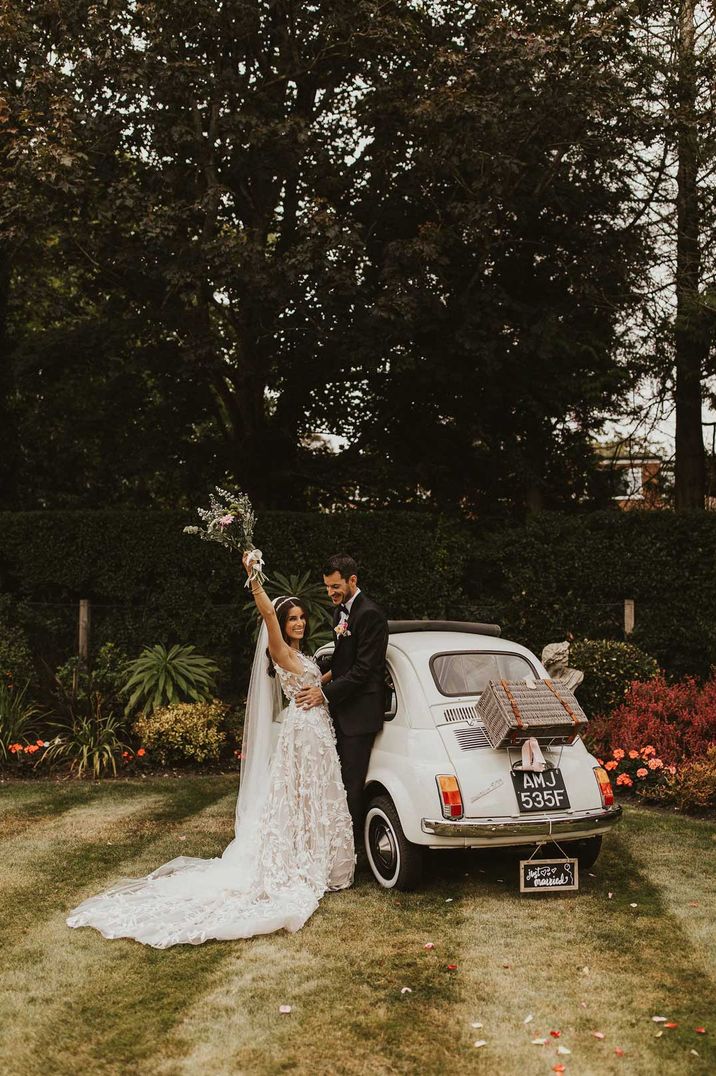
top-left (430, 651), bottom-right (537, 697)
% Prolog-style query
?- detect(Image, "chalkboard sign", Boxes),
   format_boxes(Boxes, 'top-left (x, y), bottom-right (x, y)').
top-left (519, 858), bottom-right (579, 894)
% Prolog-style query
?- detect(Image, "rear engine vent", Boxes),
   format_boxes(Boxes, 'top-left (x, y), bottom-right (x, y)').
top-left (443, 705), bottom-right (480, 724)
top-left (454, 727), bottom-right (491, 751)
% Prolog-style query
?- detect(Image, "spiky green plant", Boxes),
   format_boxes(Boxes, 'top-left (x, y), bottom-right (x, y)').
top-left (0, 680), bottom-right (44, 761)
top-left (44, 704), bottom-right (130, 778)
top-left (121, 644), bottom-right (219, 716)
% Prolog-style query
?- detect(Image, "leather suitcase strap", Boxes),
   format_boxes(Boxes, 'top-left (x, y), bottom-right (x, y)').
top-left (543, 678), bottom-right (580, 725)
top-left (499, 680), bottom-right (524, 729)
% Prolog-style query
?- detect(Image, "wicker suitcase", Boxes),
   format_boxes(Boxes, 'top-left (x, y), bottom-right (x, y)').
top-left (477, 678), bottom-right (588, 749)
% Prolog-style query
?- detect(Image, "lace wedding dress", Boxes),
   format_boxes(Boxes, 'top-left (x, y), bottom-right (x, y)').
top-left (67, 650), bottom-right (354, 948)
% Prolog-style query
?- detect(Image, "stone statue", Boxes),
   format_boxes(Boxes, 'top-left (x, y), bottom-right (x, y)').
top-left (541, 641), bottom-right (584, 693)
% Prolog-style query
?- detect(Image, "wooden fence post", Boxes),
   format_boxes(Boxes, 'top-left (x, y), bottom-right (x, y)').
top-left (624, 598), bottom-right (635, 636)
top-left (78, 599), bottom-right (91, 666)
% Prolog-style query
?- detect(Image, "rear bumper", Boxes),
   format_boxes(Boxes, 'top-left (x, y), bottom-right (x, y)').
top-left (421, 805), bottom-right (622, 842)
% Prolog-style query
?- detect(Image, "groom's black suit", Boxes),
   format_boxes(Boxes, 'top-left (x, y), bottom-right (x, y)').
top-left (321, 591), bottom-right (389, 840)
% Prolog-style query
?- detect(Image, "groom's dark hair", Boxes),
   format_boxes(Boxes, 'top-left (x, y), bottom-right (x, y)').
top-left (322, 553), bottom-right (358, 580)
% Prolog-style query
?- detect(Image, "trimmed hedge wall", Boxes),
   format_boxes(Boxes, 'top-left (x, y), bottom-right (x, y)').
top-left (1, 509), bottom-right (715, 688)
top-left (467, 510), bottom-right (716, 679)
top-left (0, 511), bottom-right (471, 690)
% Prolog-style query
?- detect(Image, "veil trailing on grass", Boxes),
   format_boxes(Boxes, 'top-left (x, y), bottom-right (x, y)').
top-left (66, 613), bottom-right (339, 948)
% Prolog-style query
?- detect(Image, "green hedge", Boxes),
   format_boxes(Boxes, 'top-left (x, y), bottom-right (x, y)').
top-left (1, 509), bottom-right (715, 690)
top-left (0, 510), bottom-right (471, 691)
top-left (466, 510), bottom-right (716, 679)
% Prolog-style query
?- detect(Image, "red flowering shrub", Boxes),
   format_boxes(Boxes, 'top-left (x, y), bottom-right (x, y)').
top-left (585, 673), bottom-right (716, 765)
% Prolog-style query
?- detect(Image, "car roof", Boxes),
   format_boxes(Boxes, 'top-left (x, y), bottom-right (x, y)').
top-left (387, 628), bottom-right (539, 662)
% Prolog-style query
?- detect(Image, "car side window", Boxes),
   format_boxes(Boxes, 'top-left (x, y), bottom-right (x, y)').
top-left (385, 664), bottom-right (397, 719)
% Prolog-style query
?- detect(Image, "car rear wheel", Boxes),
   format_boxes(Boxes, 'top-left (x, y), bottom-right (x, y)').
top-left (365, 794), bottom-right (423, 891)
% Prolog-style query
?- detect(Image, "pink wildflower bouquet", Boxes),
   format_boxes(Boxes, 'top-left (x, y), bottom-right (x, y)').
top-left (183, 487), bottom-right (267, 588)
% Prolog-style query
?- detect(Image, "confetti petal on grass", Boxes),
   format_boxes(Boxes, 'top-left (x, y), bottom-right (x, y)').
top-left (580, 1002), bottom-right (588, 1009)
top-left (550, 1030), bottom-right (561, 1038)
top-left (400, 987), bottom-right (412, 995)
top-left (615, 1047), bottom-right (625, 1056)
top-left (690, 1050), bottom-right (700, 1057)
top-left (447, 964), bottom-right (458, 971)
top-left (531, 1038), bottom-right (547, 1046)
top-left (473, 1040), bottom-right (487, 1048)
top-left (470, 1022), bottom-right (483, 1030)
top-left (592, 1031), bottom-right (605, 1040)
top-left (655, 1031), bottom-right (663, 1038)
top-left (664, 1022), bottom-right (678, 1029)
top-left (524, 1014), bottom-right (534, 1024)
top-left (178, 835), bottom-right (187, 841)
top-left (688, 901), bottom-right (700, 907)
top-left (552, 1065), bottom-right (566, 1073)
top-left (556, 1045), bottom-right (571, 1055)
top-left (424, 942), bottom-right (435, 950)
top-left (629, 902), bottom-right (638, 908)
top-left (445, 898), bottom-right (454, 903)
top-left (278, 1005), bottom-right (292, 1014)
top-left (695, 1027), bottom-right (706, 1034)
top-left (581, 966), bottom-right (590, 975)
top-left (608, 892), bottom-right (613, 899)
top-left (652, 1016), bottom-right (667, 1023)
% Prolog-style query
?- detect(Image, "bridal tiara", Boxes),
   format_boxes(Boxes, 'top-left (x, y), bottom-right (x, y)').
top-left (274, 595), bottom-right (300, 612)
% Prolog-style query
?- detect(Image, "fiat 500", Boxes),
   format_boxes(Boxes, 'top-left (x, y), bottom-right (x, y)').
top-left (319, 621), bottom-right (621, 890)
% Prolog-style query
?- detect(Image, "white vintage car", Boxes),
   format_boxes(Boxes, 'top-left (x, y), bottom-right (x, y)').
top-left (319, 621), bottom-right (621, 890)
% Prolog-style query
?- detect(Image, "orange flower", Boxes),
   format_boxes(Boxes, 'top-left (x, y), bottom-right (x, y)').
top-left (616, 773), bottom-right (633, 786)
top-left (636, 767), bottom-right (648, 778)
top-left (605, 760), bottom-right (618, 771)
top-left (667, 764), bottom-right (677, 775)
top-left (122, 751), bottom-right (131, 759)
top-left (35, 739), bottom-right (45, 746)
top-left (628, 750), bottom-right (639, 759)
top-left (25, 744), bottom-right (39, 754)
top-left (648, 758), bottom-right (663, 770)
top-left (641, 745), bottom-right (656, 758)
top-left (9, 743), bottom-right (21, 754)
top-left (137, 748), bottom-right (146, 757)
top-left (613, 748), bottom-right (625, 760)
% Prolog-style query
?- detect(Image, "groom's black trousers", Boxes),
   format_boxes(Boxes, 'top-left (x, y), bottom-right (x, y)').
top-left (334, 728), bottom-right (376, 844)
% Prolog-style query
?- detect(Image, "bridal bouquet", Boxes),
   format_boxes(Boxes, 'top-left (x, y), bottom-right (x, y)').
top-left (183, 487), bottom-right (267, 587)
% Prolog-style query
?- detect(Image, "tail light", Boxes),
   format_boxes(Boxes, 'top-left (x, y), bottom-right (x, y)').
top-left (593, 766), bottom-right (614, 807)
top-left (436, 775), bottom-right (464, 819)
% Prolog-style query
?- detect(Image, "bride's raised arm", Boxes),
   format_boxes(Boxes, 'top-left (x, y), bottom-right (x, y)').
top-left (242, 552), bottom-right (299, 671)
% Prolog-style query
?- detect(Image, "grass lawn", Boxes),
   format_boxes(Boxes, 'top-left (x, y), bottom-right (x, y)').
top-left (1, 777), bottom-right (715, 1076)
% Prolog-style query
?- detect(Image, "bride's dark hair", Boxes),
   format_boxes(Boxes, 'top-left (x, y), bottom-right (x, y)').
top-left (267, 596), bottom-right (309, 676)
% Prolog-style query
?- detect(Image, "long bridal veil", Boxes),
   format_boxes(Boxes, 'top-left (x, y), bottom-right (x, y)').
top-left (66, 612), bottom-right (317, 948)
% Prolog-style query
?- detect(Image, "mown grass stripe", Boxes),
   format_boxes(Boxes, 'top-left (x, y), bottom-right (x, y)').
top-left (0, 778), bottom-right (237, 1076)
top-left (147, 872), bottom-right (467, 1076)
top-left (455, 815), bottom-right (716, 1074)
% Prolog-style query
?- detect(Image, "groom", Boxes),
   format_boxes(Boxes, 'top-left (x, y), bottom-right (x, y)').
top-left (296, 553), bottom-right (389, 844)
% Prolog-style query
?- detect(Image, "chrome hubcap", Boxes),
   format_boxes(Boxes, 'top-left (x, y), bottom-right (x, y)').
top-left (370, 817), bottom-right (398, 877)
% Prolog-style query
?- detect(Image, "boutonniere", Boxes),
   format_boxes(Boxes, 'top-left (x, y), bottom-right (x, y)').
top-left (334, 622), bottom-right (351, 638)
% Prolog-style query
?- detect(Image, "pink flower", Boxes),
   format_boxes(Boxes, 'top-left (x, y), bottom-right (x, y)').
top-left (636, 767), bottom-right (649, 779)
top-left (218, 514), bottom-right (234, 528)
top-left (648, 758), bottom-right (663, 770)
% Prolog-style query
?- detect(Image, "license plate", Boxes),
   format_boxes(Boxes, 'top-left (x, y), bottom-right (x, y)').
top-left (511, 768), bottom-right (571, 813)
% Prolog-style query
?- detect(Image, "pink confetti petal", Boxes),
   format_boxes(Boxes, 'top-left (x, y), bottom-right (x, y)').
top-left (278, 1005), bottom-right (292, 1014)
top-left (615, 1047), bottom-right (625, 1056)
top-left (424, 942), bottom-right (435, 950)
top-left (695, 1027), bottom-right (706, 1034)
top-left (592, 1031), bottom-right (605, 1040)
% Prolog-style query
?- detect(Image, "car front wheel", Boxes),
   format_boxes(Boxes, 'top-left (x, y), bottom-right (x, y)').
top-left (365, 794), bottom-right (423, 891)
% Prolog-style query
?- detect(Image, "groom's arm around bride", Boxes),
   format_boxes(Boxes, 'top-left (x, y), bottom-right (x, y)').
top-left (296, 553), bottom-right (389, 844)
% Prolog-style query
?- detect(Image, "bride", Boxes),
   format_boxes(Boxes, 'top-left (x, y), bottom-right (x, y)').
top-left (66, 556), bottom-right (355, 947)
